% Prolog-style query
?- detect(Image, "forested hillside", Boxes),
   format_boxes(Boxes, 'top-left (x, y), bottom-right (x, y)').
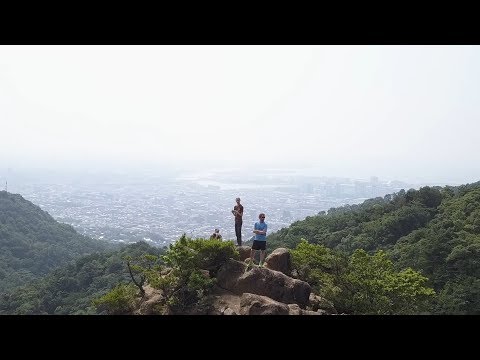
top-left (2, 181), bottom-right (479, 315)
top-left (268, 183), bottom-right (480, 314)
top-left (0, 241), bottom-right (163, 314)
top-left (0, 191), bottom-right (114, 292)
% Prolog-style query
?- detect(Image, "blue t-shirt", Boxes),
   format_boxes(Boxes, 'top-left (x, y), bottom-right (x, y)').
top-left (254, 222), bottom-right (267, 241)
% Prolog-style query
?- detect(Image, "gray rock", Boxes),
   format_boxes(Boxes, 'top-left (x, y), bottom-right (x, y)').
top-left (223, 307), bottom-right (237, 315)
top-left (240, 293), bottom-right (289, 315)
top-left (264, 248), bottom-right (292, 276)
top-left (237, 246), bottom-right (252, 262)
top-left (236, 267), bottom-right (311, 308)
top-left (288, 304), bottom-right (302, 315)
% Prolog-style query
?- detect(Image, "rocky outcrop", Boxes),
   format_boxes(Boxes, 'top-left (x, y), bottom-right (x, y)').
top-left (308, 293), bottom-right (337, 314)
top-left (223, 307), bottom-right (237, 315)
top-left (237, 246), bottom-right (252, 262)
top-left (216, 258), bottom-right (246, 290)
top-left (240, 293), bottom-right (290, 315)
top-left (287, 303), bottom-right (323, 315)
top-left (132, 248), bottom-right (336, 316)
top-left (287, 303), bottom-right (302, 315)
top-left (134, 285), bottom-right (164, 315)
top-left (264, 248), bottom-right (292, 276)
top-left (208, 286), bottom-right (241, 315)
top-left (217, 259), bottom-right (311, 308)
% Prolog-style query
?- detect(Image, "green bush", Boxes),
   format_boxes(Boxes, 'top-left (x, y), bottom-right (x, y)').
top-left (153, 235), bottom-right (238, 313)
top-left (339, 249), bottom-right (435, 314)
top-left (93, 283), bottom-right (138, 314)
top-left (291, 240), bottom-right (435, 314)
top-left (291, 239), bottom-right (344, 300)
top-left (189, 238), bottom-right (239, 276)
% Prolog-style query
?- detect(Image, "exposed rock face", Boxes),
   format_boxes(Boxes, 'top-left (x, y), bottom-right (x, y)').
top-left (132, 248), bottom-right (336, 316)
top-left (309, 293), bottom-right (337, 314)
top-left (237, 246), bottom-right (252, 262)
top-left (264, 248), bottom-right (292, 276)
top-left (287, 303), bottom-right (302, 315)
top-left (217, 259), bottom-right (311, 308)
top-left (240, 293), bottom-right (289, 315)
top-left (223, 308), bottom-right (237, 315)
top-left (216, 258), bottom-right (246, 290)
top-left (302, 310), bottom-right (322, 315)
top-left (134, 285), bottom-right (163, 315)
top-left (208, 286), bottom-right (241, 315)
top-left (288, 303), bottom-right (323, 315)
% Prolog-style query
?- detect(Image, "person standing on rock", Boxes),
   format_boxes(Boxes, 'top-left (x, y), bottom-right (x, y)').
top-left (232, 197), bottom-right (244, 246)
top-left (247, 213), bottom-right (268, 269)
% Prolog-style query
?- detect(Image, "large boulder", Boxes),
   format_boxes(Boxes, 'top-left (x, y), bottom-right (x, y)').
top-left (287, 303), bottom-right (302, 315)
top-left (240, 293), bottom-right (289, 315)
top-left (134, 285), bottom-right (163, 315)
top-left (237, 246), bottom-right (252, 262)
top-left (217, 259), bottom-right (311, 308)
top-left (264, 248), bottom-right (292, 276)
top-left (223, 308), bottom-right (237, 315)
top-left (217, 258), bottom-right (246, 290)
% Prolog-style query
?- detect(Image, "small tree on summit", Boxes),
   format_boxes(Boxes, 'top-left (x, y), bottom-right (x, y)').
top-left (124, 254), bottom-right (161, 296)
top-left (151, 234), bottom-right (238, 313)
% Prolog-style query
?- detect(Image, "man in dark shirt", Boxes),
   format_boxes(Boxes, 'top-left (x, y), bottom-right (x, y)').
top-left (232, 197), bottom-right (244, 246)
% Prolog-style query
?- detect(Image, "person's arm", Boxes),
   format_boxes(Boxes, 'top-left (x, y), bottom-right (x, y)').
top-left (255, 224), bottom-right (267, 235)
top-left (233, 207), bottom-right (243, 217)
top-left (253, 222), bottom-right (264, 234)
top-left (262, 225), bottom-right (267, 235)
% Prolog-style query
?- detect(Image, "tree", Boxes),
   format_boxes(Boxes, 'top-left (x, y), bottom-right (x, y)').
top-left (151, 235), bottom-right (239, 313)
top-left (339, 249), bottom-right (435, 314)
top-left (291, 242), bottom-right (435, 314)
top-left (291, 239), bottom-right (345, 300)
top-left (93, 284), bottom-right (137, 315)
top-left (124, 254), bottom-right (160, 296)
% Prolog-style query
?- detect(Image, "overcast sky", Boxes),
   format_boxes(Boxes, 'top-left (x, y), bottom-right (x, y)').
top-left (0, 45), bottom-right (479, 184)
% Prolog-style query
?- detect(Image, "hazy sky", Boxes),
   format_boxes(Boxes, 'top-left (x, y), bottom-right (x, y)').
top-left (0, 45), bottom-right (479, 184)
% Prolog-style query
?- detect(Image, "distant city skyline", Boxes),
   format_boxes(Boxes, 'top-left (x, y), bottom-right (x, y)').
top-left (1, 45), bottom-right (480, 185)
top-left (4, 169), bottom-right (424, 246)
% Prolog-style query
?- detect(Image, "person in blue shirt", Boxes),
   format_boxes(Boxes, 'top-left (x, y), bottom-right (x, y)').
top-left (247, 213), bottom-right (268, 268)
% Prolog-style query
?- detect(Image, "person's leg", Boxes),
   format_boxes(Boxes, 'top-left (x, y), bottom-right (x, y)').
top-left (235, 222), bottom-right (242, 246)
top-left (259, 250), bottom-right (266, 267)
top-left (245, 248), bottom-right (255, 272)
top-left (238, 222), bottom-right (242, 246)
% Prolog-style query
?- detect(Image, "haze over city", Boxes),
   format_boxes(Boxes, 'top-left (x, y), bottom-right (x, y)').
top-left (2, 46), bottom-right (480, 317)
top-left (1, 45), bottom-right (479, 184)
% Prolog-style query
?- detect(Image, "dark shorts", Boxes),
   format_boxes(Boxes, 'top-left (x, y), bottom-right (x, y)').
top-left (252, 240), bottom-right (266, 250)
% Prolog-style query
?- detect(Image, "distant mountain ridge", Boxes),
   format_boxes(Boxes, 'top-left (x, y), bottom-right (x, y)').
top-left (0, 191), bottom-right (114, 292)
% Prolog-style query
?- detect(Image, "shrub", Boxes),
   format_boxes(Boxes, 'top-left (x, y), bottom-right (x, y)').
top-left (93, 283), bottom-right (137, 314)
